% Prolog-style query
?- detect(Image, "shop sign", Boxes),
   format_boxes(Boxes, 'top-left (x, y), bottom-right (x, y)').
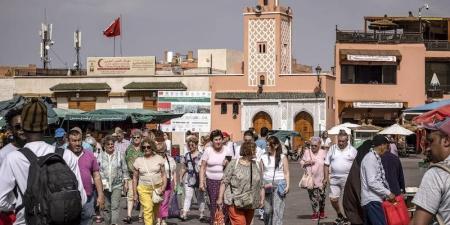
top-left (353, 102), bottom-right (403, 109)
top-left (347, 55), bottom-right (396, 62)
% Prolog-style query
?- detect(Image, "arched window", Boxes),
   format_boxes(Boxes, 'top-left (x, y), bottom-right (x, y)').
top-left (221, 102), bottom-right (227, 114)
top-left (232, 102), bottom-right (239, 115)
top-left (259, 74), bottom-right (266, 86)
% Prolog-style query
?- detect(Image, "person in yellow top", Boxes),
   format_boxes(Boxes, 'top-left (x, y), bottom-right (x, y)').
top-left (132, 137), bottom-right (167, 225)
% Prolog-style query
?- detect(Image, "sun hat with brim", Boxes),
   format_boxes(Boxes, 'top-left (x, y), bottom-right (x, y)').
top-left (423, 117), bottom-right (450, 136)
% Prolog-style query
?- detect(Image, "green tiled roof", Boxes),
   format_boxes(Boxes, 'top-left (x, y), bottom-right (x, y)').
top-left (215, 92), bottom-right (325, 99)
top-left (50, 83), bottom-right (111, 92)
top-left (123, 82), bottom-right (187, 90)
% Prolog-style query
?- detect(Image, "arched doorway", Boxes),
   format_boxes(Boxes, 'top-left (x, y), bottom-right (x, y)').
top-left (293, 111), bottom-right (314, 150)
top-left (253, 111), bottom-right (272, 135)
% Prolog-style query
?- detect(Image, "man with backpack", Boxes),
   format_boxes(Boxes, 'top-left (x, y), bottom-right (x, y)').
top-left (412, 117), bottom-right (450, 225)
top-left (0, 98), bottom-right (87, 225)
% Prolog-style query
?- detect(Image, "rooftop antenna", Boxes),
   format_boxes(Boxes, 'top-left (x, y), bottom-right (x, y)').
top-left (73, 29), bottom-right (82, 72)
top-left (39, 9), bottom-right (54, 69)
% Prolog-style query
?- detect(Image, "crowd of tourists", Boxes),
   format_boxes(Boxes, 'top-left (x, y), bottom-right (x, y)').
top-left (0, 98), bottom-right (449, 225)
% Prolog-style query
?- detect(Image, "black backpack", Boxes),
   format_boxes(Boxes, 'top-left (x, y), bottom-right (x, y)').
top-left (16, 147), bottom-right (82, 225)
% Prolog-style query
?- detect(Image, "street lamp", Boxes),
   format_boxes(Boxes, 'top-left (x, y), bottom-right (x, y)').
top-left (315, 65), bottom-right (322, 94)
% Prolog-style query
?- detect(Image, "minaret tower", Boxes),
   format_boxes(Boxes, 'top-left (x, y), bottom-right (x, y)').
top-left (243, 0), bottom-right (293, 87)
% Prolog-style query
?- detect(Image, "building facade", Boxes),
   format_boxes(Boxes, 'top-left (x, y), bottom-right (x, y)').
top-left (335, 15), bottom-right (450, 126)
top-left (210, 0), bottom-right (335, 148)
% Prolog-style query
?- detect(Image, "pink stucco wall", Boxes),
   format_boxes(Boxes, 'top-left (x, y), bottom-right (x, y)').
top-left (334, 43), bottom-right (428, 123)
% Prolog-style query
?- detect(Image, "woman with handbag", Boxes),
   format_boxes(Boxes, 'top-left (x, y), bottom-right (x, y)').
top-left (180, 136), bottom-right (206, 221)
top-left (132, 137), bottom-right (167, 225)
top-left (260, 136), bottom-right (290, 225)
top-left (98, 135), bottom-right (129, 225)
top-left (200, 129), bottom-right (230, 225)
top-left (156, 142), bottom-right (177, 225)
top-left (217, 141), bottom-right (265, 225)
top-left (299, 137), bottom-right (327, 220)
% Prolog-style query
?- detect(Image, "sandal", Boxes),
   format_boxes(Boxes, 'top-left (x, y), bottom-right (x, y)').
top-left (94, 216), bottom-right (103, 223)
top-left (122, 216), bottom-right (132, 224)
top-left (138, 217), bottom-right (144, 223)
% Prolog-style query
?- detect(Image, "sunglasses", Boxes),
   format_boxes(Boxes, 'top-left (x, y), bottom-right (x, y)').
top-left (132, 136), bottom-right (141, 139)
top-left (311, 145), bottom-right (318, 147)
top-left (142, 145), bottom-right (152, 150)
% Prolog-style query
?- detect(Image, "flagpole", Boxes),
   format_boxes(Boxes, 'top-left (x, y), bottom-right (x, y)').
top-left (120, 14), bottom-right (123, 56)
top-left (113, 36), bottom-right (116, 57)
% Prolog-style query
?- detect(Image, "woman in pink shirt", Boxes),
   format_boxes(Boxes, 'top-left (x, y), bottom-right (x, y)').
top-left (300, 137), bottom-right (327, 220)
top-left (200, 129), bottom-right (229, 225)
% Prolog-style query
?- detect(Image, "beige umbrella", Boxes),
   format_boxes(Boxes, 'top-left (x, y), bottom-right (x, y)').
top-left (378, 124), bottom-right (414, 136)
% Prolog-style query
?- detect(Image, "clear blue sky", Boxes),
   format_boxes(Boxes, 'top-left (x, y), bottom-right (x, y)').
top-left (0, 0), bottom-right (448, 70)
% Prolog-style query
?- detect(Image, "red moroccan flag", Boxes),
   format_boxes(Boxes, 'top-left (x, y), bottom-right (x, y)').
top-left (103, 17), bottom-right (120, 37)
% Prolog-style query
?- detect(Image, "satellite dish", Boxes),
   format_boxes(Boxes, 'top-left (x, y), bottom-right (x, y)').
top-left (255, 5), bottom-right (262, 13)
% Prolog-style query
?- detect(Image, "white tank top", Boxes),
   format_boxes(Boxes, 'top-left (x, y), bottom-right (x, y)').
top-left (261, 154), bottom-right (285, 181)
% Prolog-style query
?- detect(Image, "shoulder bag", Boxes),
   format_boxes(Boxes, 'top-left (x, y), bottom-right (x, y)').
top-left (299, 149), bottom-right (314, 189)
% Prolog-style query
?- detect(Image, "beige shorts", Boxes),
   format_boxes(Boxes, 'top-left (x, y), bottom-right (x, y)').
top-left (329, 177), bottom-right (347, 199)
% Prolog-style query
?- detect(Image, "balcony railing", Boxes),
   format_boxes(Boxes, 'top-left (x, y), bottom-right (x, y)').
top-left (426, 85), bottom-right (450, 98)
top-left (336, 30), bottom-right (423, 43)
top-left (425, 41), bottom-right (450, 51)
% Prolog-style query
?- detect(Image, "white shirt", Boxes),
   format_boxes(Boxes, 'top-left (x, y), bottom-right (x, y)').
top-left (164, 156), bottom-right (177, 181)
top-left (261, 154), bottom-right (286, 181)
top-left (0, 141), bottom-right (87, 225)
top-left (324, 144), bottom-right (357, 180)
top-left (321, 137), bottom-right (332, 147)
top-left (0, 143), bottom-right (19, 166)
top-left (234, 143), bottom-right (265, 162)
top-left (165, 140), bottom-right (172, 155)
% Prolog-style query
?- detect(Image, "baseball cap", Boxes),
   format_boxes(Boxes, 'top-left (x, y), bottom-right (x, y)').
top-left (222, 131), bottom-right (230, 138)
top-left (54, 128), bottom-right (66, 138)
top-left (70, 127), bottom-right (83, 135)
top-left (423, 117), bottom-right (450, 136)
top-left (372, 134), bottom-right (389, 147)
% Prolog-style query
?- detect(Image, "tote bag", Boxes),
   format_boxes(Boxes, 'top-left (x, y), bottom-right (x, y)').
top-left (299, 150), bottom-right (314, 189)
top-left (382, 195), bottom-right (410, 225)
top-left (213, 208), bottom-right (225, 225)
top-left (168, 193), bottom-right (180, 218)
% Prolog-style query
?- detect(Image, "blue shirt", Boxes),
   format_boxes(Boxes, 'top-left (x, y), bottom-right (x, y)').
top-left (255, 138), bottom-right (267, 150)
